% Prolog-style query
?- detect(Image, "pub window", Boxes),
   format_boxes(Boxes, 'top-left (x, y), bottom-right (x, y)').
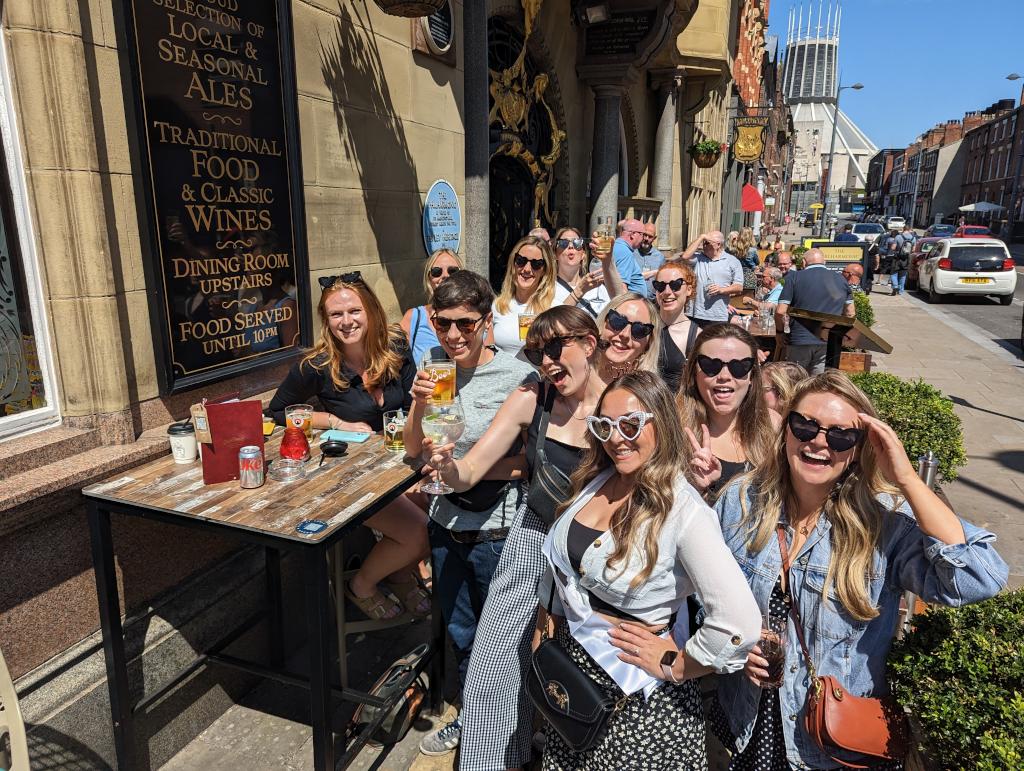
top-left (0, 32), bottom-right (58, 439)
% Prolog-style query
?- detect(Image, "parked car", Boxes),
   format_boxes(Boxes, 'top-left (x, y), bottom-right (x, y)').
top-left (798, 211), bottom-right (813, 226)
top-left (953, 225), bottom-right (994, 238)
top-left (851, 222), bottom-right (885, 243)
top-left (907, 237), bottom-right (945, 289)
top-left (886, 216), bottom-right (906, 230)
top-left (917, 238), bottom-right (1017, 305)
top-left (924, 223), bottom-right (956, 238)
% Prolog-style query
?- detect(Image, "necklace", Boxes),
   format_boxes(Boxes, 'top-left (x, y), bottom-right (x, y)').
top-left (607, 360), bottom-right (639, 378)
top-left (666, 316), bottom-right (690, 328)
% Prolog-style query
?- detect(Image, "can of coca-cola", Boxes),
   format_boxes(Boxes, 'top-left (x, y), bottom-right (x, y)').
top-left (238, 445), bottom-right (265, 488)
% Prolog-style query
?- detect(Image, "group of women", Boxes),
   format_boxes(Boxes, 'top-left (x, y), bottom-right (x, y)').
top-left (267, 232), bottom-right (1008, 771)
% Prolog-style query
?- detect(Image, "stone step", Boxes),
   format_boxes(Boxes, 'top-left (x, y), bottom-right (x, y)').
top-left (0, 424), bottom-right (103, 480)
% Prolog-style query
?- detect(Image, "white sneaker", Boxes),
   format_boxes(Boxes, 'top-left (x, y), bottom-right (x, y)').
top-left (419, 716), bottom-right (461, 756)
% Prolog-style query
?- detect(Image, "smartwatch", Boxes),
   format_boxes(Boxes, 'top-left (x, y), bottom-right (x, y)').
top-left (660, 650), bottom-right (679, 682)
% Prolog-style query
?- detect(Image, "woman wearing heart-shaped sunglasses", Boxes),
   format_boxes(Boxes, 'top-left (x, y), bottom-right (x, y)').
top-left (710, 370), bottom-right (1007, 770)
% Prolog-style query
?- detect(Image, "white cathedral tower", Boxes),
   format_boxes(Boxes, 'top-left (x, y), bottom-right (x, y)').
top-left (782, 2), bottom-right (877, 215)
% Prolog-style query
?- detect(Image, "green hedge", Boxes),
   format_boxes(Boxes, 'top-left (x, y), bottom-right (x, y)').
top-left (850, 372), bottom-right (966, 482)
top-left (888, 590), bottom-right (1024, 770)
top-left (853, 291), bottom-right (875, 328)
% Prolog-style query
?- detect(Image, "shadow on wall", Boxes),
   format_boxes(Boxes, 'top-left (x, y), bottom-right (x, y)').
top-left (318, 1), bottom-right (423, 308)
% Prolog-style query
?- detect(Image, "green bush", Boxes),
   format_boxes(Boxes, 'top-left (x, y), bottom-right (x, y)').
top-left (850, 372), bottom-right (967, 482)
top-left (888, 590), bottom-right (1024, 770)
top-left (853, 291), bottom-right (875, 328)
top-left (688, 139), bottom-right (724, 155)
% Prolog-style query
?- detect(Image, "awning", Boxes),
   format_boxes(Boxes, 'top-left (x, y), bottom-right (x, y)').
top-left (958, 201), bottom-right (1005, 212)
top-left (741, 183), bottom-right (764, 212)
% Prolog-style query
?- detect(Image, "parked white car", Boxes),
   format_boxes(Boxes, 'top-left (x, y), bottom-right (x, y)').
top-left (885, 216), bottom-right (906, 231)
top-left (852, 223), bottom-right (885, 242)
top-left (918, 238), bottom-right (1017, 305)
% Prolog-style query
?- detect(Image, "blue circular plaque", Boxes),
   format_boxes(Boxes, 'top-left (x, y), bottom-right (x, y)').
top-left (422, 179), bottom-right (462, 256)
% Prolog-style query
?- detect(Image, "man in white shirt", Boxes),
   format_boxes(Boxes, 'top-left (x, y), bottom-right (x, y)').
top-left (680, 230), bottom-right (744, 328)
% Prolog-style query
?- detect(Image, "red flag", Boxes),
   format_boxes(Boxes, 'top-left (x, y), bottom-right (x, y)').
top-left (741, 183), bottom-right (764, 212)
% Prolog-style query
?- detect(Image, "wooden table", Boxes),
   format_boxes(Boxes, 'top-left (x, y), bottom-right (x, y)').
top-left (83, 433), bottom-right (437, 771)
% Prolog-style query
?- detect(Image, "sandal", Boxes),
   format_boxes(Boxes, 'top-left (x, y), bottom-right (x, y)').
top-left (386, 574), bottom-right (432, 619)
top-left (345, 581), bottom-right (403, 621)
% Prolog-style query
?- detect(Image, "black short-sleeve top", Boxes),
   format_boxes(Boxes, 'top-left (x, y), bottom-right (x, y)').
top-left (268, 344), bottom-right (415, 431)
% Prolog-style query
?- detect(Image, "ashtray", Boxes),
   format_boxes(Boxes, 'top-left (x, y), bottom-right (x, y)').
top-left (268, 458), bottom-right (306, 482)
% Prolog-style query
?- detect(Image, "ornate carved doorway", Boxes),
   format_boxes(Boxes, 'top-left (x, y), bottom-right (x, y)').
top-left (487, 13), bottom-right (565, 288)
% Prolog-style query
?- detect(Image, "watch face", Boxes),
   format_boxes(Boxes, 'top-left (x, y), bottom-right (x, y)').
top-left (660, 650), bottom-right (678, 667)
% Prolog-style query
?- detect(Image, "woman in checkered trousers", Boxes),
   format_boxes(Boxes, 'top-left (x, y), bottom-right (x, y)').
top-left (423, 299), bottom-right (662, 770)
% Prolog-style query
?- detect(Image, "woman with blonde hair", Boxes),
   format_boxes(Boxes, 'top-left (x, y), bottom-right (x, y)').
top-left (401, 248), bottom-right (465, 364)
top-left (534, 371), bottom-right (759, 769)
top-left (553, 226), bottom-right (625, 319)
top-left (269, 273), bottom-right (429, 620)
top-left (735, 226), bottom-right (760, 270)
top-left (678, 324), bottom-right (779, 498)
top-left (712, 370), bottom-right (1007, 769)
top-left (492, 235), bottom-right (570, 353)
top-left (761, 360), bottom-right (808, 417)
top-left (595, 292), bottom-right (662, 379)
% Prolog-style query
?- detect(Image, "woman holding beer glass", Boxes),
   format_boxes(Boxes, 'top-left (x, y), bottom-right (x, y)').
top-left (711, 371), bottom-right (1007, 769)
top-left (553, 226), bottom-right (625, 319)
top-left (491, 235), bottom-right (570, 354)
top-left (401, 248), bottom-right (465, 364)
top-left (268, 273), bottom-right (429, 620)
top-left (425, 306), bottom-right (659, 768)
top-left (652, 260), bottom-right (698, 392)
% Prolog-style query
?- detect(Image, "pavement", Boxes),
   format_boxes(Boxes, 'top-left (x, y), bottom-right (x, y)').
top-left (161, 239), bottom-right (1023, 770)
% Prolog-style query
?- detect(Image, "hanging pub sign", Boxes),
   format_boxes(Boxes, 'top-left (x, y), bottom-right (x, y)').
top-left (121, 0), bottom-right (310, 394)
top-left (733, 118), bottom-right (767, 164)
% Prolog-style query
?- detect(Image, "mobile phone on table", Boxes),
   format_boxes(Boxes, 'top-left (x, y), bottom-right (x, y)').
top-left (321, 429), bottom-right (371, 443)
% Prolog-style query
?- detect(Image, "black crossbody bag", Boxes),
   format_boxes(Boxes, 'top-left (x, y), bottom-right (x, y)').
top-left (527, 581), bottom-right (624, 752)
top-left (526, 384), bottom-right (575, 526)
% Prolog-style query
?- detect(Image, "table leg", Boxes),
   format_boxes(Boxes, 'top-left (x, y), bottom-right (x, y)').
top-left (303, 548), bottom-right (335, 771)
top-left (87, 502), bottom-right (135, 769)
top-left (330, 541), bottom-right (349, 689)
top-left (825, 325), bottom-right (847, 370)
top-left (265, 547), bottom-right (284, 668)
top-left (429, 575), bottom-right (445, 714)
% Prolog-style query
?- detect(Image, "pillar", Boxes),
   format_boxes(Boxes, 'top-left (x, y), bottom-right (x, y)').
top-left (588, 85), bottom-right (623, 236)
top-left (462, 0), bottom-right (489, 276)
top-left (650, 78), bottom-right (679, 248)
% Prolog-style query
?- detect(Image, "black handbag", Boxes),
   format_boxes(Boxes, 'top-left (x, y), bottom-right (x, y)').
top-left (444, 479), bottom-right (511, 512)
top-left (526, 584), bottom-right (623, 752)
top-left (526, 384), bottom-right (575, 526)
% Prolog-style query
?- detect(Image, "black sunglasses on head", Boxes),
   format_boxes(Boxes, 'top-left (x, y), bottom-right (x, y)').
top-left (319, 271), bottom-right (364, 290)
top-left (556, 237), bottom-right (586, 251)
top-left (431, 314), bottom-right (483, 334)
top-left (605, 309), bottom-right (654, 340)
top-left (523, 335), bottom-right (581, 367)
top-left (429, 265), bottom-right (460, 279)
top-left (653, 277), bottom-right (686, 293)
top-left (514, 254), bottom-right (546, 271)
top-left (696, 354), bottom-right (755, 379)
top-left (787, 411), bottom-right (865, 453)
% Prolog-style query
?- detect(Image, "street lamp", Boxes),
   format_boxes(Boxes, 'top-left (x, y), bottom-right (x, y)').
top-left (817, 82), bottom-right (864, 237)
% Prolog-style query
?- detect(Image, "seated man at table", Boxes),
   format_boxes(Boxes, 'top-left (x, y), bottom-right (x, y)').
top-left (742, 266), bottom-right (783, 314)
top-left (774, 248), bottom-right (855, 374)
top-left (403, 270), bottom-right (532, 756)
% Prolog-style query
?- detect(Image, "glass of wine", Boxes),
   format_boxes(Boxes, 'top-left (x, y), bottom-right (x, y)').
top-left (420, 397), bottom-right (466, 495)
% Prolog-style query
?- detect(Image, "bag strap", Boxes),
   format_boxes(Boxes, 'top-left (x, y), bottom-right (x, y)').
top-left (776, 526), bottom-right (818, 682)
top-left (557, 276), bottom-right (598, 317)
top-left (541, 576), bottom-right (558, 642)
top-left (410, 305), bottom-right (422, 353)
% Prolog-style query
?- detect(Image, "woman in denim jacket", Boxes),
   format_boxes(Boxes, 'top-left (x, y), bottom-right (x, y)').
top-left (713, 371), bottom-right (1007, 769)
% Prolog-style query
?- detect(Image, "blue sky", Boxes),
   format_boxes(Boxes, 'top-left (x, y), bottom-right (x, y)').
top-left (767, 0), bottom-right (1024, 149)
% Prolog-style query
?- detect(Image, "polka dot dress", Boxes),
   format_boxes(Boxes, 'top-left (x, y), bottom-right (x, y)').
top-left (542, 622), bottom-right (707, 770)
top-left (710, 578), bottom-right (904, 770)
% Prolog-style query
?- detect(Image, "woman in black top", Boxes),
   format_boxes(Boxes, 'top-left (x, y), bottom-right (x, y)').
top-left (653, 260), bottom-right (699, 392)
top-left (268, 274), bottom-right (428, 620)
top-left (675, 324), bottom-right (780, 499)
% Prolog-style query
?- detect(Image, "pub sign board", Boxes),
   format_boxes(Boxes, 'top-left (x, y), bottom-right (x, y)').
top-left (121, 0), bottom-right (310, 394)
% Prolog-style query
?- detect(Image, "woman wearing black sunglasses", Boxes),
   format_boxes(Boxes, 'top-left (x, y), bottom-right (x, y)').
top-left (652, 260), bottom-right (698, 392)
top-left (711, 370), bottom-right (1007, 770)
top-left (553, 226), bottom-right (625, 319)
top-left (595, 292), bottom-right (662, 380)
top-left (426, 306), bottom-right (655, 770)
top-left (492, 235), bottom-right (572, 354)
top-left (401, 248), bottom-right (465, 364)
top-left (677, 324), bottom-right (779, 499)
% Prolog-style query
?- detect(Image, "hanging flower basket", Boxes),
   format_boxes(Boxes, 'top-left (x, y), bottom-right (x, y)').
top-left (373, 0), bottom-right (446, 17)
top-left (689, 140), bottom-right (726, 168)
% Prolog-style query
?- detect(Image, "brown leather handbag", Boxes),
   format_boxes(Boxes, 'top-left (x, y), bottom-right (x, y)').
top-left (776, 527), bottom-right (908, 768)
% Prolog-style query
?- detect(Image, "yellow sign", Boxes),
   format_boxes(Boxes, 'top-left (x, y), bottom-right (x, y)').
top-left (810, 203), bottom-right (825, 209)
top-left (733, 119), bottom-right (766, 164)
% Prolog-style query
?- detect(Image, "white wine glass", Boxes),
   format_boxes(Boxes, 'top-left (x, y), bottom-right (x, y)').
top-left (420, 397), bottom-right (466, 495)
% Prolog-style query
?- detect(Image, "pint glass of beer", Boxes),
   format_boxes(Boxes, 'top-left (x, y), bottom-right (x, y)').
top-left (285, 404), bottom-right (314, 439)
top-left (423, 355), bottom-right (456, 403)
top-left (384, 409), bottom-right (406, 453)
top-left (517, 313), bottom-right (536, 341)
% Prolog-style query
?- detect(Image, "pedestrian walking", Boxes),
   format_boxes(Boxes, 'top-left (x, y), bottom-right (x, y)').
top-left (876, 228), bottom-right (899, 286)
top-left (834, 223), bottom-right (859, 243)
top-left (775, 248), bottom-right (855, 374)
top-left (891, 225), bottom-right (917, 295)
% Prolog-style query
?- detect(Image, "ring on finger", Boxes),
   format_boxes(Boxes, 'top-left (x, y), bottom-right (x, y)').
top-left (634, 647), bottom-right (640, 656)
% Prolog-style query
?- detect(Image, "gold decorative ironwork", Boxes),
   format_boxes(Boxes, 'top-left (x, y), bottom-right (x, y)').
top-left (733, 119), bottom-right (767, 164)
top-left (488, 0), bottom-right (564, 225)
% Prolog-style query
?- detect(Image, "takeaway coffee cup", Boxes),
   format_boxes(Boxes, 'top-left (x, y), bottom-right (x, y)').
top-left (167, 422), bottom-right (198, 464)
